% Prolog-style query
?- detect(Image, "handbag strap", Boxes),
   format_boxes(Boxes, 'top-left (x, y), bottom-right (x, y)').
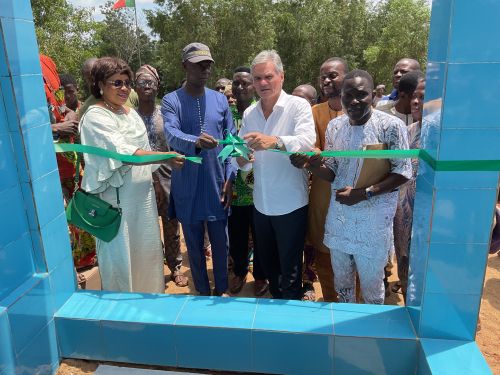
top-left (74, 152), bottom-right (120, 209)
top-left (73, 152), bottom-right (82, 194)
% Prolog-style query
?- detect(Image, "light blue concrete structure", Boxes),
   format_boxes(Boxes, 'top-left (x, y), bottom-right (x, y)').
top-left (0, 1), bottom-right (497, 374)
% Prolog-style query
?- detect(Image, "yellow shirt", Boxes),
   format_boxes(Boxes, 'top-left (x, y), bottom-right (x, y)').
top-left (311, 101), bottom-right (343, 150)
top-left (308, 101), bottom-right (343, 253)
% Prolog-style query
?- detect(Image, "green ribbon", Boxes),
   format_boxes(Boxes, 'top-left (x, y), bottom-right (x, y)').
top-left (217, 133), bottom-right (251, 161)
top-left (54, 143), bottom-right (202, 164)
top-left (55, 143), bottom-right (500, 171)
top-left (268, 149), bottom-right (500, 172)
top-left (269, 149), bottom-right (420, 158)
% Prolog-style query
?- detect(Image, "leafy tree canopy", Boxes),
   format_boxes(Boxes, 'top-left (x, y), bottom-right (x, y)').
top-left (33, 0), bottom-right (430, 96)
top-left (33, 0), bottom-right (101, 85)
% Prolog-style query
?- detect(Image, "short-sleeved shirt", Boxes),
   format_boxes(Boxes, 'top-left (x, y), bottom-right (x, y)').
top-left (323, 110), bottom-right (412, 259)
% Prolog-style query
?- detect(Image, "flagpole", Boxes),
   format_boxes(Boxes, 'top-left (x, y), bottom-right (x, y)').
top-left (133, 3), bottom-right (142, 66)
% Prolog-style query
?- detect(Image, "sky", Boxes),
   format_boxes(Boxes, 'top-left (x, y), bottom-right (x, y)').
top-left (67, 0), bottom-right (159, 34)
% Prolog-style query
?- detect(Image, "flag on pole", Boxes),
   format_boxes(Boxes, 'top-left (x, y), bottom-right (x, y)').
top-left (112, 0), bottom-right (136, 9)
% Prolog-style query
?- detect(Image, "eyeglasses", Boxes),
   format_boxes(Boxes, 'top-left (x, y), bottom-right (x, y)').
top-left (232, 80), bottom-right (251, 88)
top-left (319, 73), bottom-right (339, 82)
top-left (136, 79), bottom-right (157, 88)
top-left (107, 79), bottom-right (132, 89)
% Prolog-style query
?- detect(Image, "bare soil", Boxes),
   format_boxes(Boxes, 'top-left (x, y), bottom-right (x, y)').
top-left (57, 240), bottom-right (500, 374)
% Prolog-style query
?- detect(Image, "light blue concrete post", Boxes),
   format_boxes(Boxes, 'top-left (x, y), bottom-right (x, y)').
top-left (0, 1), bottom-right (75, 374)
top-left (409, 0), bottom-right (499, 373)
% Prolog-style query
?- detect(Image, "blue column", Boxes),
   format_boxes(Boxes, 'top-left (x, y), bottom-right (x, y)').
top-left (0, 1), bottom-right (74, 374)
top-left (408, 0), bottom-right (500, 343)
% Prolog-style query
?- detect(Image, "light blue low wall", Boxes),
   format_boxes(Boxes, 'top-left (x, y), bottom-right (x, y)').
top-left (0, 1), bottom-right (497, 374)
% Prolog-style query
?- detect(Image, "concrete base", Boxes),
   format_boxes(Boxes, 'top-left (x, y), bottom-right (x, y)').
top-left (95, 364), bottom-right (202, 375)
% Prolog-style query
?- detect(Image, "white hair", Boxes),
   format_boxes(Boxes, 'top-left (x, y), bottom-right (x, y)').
top-left (251, 50), bottom-right (284, 74)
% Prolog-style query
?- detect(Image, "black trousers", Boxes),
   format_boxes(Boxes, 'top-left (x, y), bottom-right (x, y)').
top-left (228, 205), bottom-right (265, 280)
top-left (253, 205), bottom-right (308, 300)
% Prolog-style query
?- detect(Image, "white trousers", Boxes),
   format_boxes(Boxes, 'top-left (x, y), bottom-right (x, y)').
top-left (330, 249), bottom-right (387, 304)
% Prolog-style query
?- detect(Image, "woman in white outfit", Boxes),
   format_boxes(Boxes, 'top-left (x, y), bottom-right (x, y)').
top-left (79, 57), bottom-right (184, 293)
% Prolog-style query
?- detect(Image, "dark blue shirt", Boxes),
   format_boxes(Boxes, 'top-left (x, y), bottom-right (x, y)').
top-left (382, 88), bottom-right (398, 101)
top-left (162, 87), bottom-right (236, 223)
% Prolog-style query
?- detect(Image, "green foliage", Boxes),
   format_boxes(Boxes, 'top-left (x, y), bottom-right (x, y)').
top-left (272, 0), bottom-right (376, 91)
top-left (97, 1), bottom-right (156, 73)
top-left (150, 0), bottom-right (430, 93)
top-left (33, 0), bottom-right (430, 95)
top-left (32, 0), bottom-right (155, 93)
top-left (362, 0), bottom-right (431, 87)
top-left (32, 0), bottom-right (100, 82)
top-left (149, 0), bottom-right (277, 91)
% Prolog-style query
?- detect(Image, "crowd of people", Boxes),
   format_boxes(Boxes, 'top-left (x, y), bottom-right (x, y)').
top-left (43, 41), bottom-right (434, 304)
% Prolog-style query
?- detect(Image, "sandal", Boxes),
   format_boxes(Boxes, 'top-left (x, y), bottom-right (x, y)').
top-left (204, 245), bottom-right (212, 259)
top-left (77, 272), bottom-right (86, 289)
top-left (391, 281), bottom-right (402, 293)
top-left (171, 273), bottom-right (188, 287)
top-left (302, 284), bottom-right (316, 301)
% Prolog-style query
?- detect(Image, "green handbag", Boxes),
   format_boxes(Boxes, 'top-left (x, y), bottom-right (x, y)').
top-left (66, 153), bottom-right (122, 242)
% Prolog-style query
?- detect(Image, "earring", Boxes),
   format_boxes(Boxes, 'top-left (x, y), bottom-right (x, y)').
top-left (100, 89), bottom-right (103, 95)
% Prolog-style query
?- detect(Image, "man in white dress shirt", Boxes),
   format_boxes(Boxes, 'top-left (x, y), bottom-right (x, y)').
top-left (236, 50), bottom-right (316, 300)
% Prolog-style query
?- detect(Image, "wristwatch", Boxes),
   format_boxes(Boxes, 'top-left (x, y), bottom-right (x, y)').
top-left (274, 136), bottom-right (284, 150)
top-left (365, 186), bottom-right (375, 200)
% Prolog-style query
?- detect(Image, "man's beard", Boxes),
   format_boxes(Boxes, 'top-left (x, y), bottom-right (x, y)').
top-left (326, 86), bottom-right (341, 99)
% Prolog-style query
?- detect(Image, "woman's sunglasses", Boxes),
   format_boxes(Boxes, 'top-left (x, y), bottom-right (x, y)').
top-left (107, 79), bottom-right (132, 89)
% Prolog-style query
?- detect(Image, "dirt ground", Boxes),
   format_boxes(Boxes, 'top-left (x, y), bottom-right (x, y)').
top-left (57, 244), bottom-right (500, 375)
top-left (477, 254), bottom-right (500, 373)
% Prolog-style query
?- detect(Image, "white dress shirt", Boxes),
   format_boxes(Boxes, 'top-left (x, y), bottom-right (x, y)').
top-left (236, 90), bottom-right (315, 216)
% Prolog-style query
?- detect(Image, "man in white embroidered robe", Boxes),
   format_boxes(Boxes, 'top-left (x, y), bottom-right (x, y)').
top-left (290, 70), bottom-right (412, 304)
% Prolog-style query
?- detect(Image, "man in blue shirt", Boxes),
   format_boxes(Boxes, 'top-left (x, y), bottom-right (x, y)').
top-left (162, 43), bottom-right (236, 296)
top-left (378, 58), bottom-right (420, 102)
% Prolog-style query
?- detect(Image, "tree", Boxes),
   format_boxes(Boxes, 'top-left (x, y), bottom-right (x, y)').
top-left (33, 0), bottom-right (430, 96)
top-left (148, 0), bottom-right (430, 93)
top-left (363, 0), bottom-right (430, 87)
top-left (32, 0), bottom-right (101, 82)
top-left (148, 0), bottom-right (277, 92)
top-left (273, 0), bottom-right (375, 91)
top-left (97, 1), bottom-right (156, 73)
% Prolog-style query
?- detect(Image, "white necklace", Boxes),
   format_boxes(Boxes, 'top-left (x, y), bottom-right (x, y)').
top-left (103, 100), bottom-right (125, 114)
top-left (196, 98), bottom-right (206, 133)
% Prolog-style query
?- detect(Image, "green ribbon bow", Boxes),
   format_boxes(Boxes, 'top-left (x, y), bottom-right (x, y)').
top-left (217, 133), bottom-right (251, 162)
top-left (54, 143), bottom-right (202, 164)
